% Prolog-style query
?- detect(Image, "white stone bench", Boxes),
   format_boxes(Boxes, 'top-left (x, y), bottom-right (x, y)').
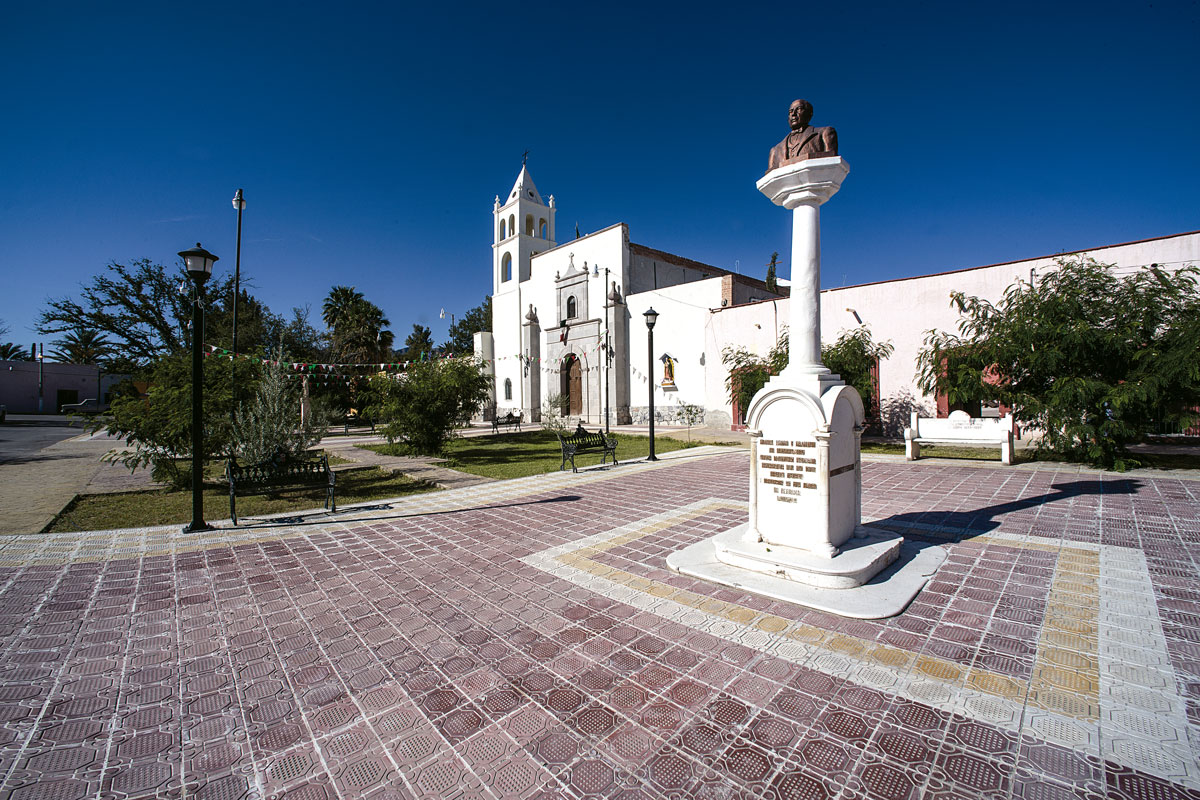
top-left (904, 409), bottom-right (1015, 465)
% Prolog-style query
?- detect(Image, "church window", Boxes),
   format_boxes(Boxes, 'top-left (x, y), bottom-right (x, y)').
top-left (567, 296), bottom-right (577, 319)
top-left (525, 215), bottom-right (534, 236)
top-left (501, 253), bottom-right (512, 282)
top-left (499, 219), bottom-right (507, 239)
top-left (504, 378), bottom-right (512, 400)
top-left (509, 214), bottom-right (515, 235)
top-left (539, 218), bottom-right (547, 238)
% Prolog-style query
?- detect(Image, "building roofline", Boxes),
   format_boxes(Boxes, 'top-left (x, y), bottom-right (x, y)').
top-left (530, 222), bottom-right (627, 260)
top-left (629, 242), bottom-right (784, 295)
top-left (823, 229), bottom-right (1200, 293)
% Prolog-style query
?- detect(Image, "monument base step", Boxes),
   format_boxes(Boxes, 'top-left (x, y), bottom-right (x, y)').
top-left (716, 525), bottom-right (901, 589)
top-left (666, 524), bottom-right (947, 619)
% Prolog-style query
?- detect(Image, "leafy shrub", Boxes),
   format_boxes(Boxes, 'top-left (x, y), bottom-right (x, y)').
top-left (368, 357), bottom-right (491, 455)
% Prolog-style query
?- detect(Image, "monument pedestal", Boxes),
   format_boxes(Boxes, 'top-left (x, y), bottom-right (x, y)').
top-left (666, 155), bottom-right (944, 618)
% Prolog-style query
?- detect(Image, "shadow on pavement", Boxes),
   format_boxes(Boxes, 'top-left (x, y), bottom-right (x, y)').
top-left (870, 478), bottom-right (1142, 540)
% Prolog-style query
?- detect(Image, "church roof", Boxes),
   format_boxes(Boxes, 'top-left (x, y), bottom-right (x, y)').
top-left (506, 165), bottom-right (544, 206)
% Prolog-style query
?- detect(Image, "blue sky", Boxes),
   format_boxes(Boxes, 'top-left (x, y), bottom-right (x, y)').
top-left (2, 1), bottom-right (1197, 352)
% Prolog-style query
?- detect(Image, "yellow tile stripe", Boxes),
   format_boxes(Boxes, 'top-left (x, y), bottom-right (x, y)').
top-left (551, 505), bottom-right (1068, 713)
top-left (1028, 544), bottom-right (1101, 720)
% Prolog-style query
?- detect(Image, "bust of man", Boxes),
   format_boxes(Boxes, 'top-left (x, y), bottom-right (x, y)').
top-left (767, 99), bottom-right (838, 172)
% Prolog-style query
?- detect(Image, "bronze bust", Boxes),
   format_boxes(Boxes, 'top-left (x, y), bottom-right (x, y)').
top-left (767, 99), bottom-right (838, 172)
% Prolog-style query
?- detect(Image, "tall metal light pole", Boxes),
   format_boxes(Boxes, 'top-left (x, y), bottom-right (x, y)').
top-left (179, 243), bottom-right (219, 534)
top-left (644, 307), bottom-right (659, 461)
top-left (230, 189), bottom-right (246, 412)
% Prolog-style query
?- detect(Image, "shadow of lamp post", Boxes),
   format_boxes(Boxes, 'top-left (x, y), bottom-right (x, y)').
top-left (644, 307), bottom-right (658, 462)
top-left (179, 242), bottom-right (219, 534)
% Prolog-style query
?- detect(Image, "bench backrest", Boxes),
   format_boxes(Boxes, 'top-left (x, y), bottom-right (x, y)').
top-left (228, 456), bottom-right (329, 485)
top-left (910, 410), bottom-right (1014, 441)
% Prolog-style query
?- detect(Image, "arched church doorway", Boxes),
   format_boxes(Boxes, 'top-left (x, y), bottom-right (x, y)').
top-left (560, 355), bottom-right (582, 416)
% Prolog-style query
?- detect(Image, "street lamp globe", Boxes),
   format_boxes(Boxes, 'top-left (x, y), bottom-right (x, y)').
top-left (232, 188), bottom-right (246, 211)
top-left (178, 243), bottom-right (219, 283)
top-left (643, 307), bottom-right (659, 330)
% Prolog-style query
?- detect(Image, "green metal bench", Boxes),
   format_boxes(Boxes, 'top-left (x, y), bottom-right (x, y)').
top-left (225, 454), bottom-right (336, 526)
top-left (555, 423), bottom-right (618, 472)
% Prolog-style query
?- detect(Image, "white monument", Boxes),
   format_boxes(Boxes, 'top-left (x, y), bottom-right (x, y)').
top-left (668, 102), bottom-right (945, 618)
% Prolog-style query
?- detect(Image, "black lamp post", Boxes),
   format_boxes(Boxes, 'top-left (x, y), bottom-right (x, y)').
top-left (644, 307), bottom-right (659, 461)
top-left (179, 242), bottom-right (219, 533)
top-left (230, 189), bottom-right (246, 412)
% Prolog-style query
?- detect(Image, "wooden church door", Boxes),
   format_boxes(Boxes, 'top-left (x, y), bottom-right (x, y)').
top-left (568, 358), bottom-right (582, 415)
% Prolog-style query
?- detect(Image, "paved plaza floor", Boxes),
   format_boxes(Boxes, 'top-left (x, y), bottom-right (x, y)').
top-left (0, 450), bottom-right (1197, 799)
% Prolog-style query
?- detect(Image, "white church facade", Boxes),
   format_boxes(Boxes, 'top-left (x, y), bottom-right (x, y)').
top-left (475, 165), bottom-right (784, 429)
top-left (476, 165), bottom-right (1200, 431)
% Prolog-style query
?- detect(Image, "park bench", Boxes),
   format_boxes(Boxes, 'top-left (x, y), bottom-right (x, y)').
top-left (904, 409), bottom-right (1015, 465)
top-left (555, 423), bottom-right (618, 472)
top-left (492, 411), bottom-right (523, 434)
top-left (225, 452), bottom-right (336, 526)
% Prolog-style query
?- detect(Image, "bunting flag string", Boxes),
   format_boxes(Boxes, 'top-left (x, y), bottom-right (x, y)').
top-left (203, 344), bottom-right (477, 375)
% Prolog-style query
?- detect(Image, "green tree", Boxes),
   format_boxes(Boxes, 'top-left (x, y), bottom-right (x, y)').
top-left (823, 327), bottom-right (895, 428)
top-left (722, 328), bottom-right (789, 420)
top-left (404, 324), bottom-right (434, 360)
top-left (444, 296), bottom-right (493, 356)
top-left (279, 306), bottom-right (327, 363)
top-left (49, 328), bottom-right (113, 364)
top-left (0, 343), bottom-right (31, 361)
top-left (97, 351), bottom-right (238, 487)
top-left (766, 252), bottom-right (779, 294)
top-left (233, 356), bottom-right (328, 464)
top-left (38, 259), bottom-right (202, 366)
top-left (206, 286), bottom-right (286, 358)
top-left (322, 286), bottom-right (363, 330)
top-left (916, 256), bottom-right (1200, 469)
top-left (366, 357), bottom-right (490, 455)
top-left (676, 402), bottom-right (705, 441)
top-left (721, 325), bottom-right (892, 426)
top-left (37, 258), bottom-right (283, 369)
top-left (321, 286), bottom-right (393, 363)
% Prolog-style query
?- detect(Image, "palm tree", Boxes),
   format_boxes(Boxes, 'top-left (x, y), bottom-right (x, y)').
top-left (322, 286), bottom-right (393, 364)
top-left (337, 301), bottom-right (393, 364)
top-left (322, 286), bottom-right (365, 330)
top-left (0, 342), bottom-right (31, 361)
top-left (50, 328), bottom-right (112, 364)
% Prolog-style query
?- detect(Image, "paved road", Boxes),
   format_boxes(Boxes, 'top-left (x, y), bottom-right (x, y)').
top-left (0, 414), bottom-right (87, 464)
top-left (0, 415), bottom-right (119, 534)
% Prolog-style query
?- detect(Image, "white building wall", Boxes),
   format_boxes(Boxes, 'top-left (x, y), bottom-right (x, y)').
top-left (625, 276), bottom-right (724, 424)
top-left (705, 230), bottom-right (1200, 431)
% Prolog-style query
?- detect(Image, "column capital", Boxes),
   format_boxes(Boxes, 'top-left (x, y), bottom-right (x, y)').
top-left (757, 157), bottom-right (850, 209)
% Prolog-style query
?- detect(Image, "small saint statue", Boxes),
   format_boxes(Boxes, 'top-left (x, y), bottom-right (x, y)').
top-left (767, 99), bottom-right (838, 172)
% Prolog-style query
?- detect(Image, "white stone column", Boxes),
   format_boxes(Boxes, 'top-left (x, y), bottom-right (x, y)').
top-left (756, 156), bottom-right (849, 379)
top-left (790, 202), bottom-right (825, 372)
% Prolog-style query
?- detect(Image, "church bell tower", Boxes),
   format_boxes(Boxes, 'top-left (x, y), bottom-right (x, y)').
top-left (493, 164), bottom-right (556, 293)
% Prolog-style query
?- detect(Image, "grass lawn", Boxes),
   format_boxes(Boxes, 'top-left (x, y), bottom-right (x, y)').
top-left (367, 430), bottom-right (711, 480)
top-left (45, 467), bottom-right (438, 533)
